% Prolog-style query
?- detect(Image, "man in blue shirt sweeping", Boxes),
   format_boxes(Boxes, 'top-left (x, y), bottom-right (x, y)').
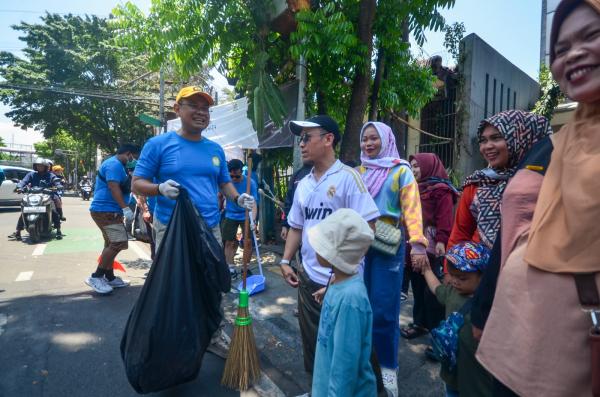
top-left (222, 159), bottom-right (259, 274)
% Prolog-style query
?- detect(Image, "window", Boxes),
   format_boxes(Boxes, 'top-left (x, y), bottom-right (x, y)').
top-left (493, 79), bottom-right (497, 114)
top-left (500, 83), bottom-right (504, 110)
top-left (507, 88), bottom-right (511, 110)
top-left (484, 74), bottom-right (489, 117)
top-left (513, 91), bottom-right (517, 108)
top-left (17, 170), bottom-right (29, 180)
top-left (3, 169), bottom-right (18, 180)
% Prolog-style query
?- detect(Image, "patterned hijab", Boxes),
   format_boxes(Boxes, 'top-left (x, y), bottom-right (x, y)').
top-left (464, 110), bottom-right (553, 248)
top-left (359, 122), bottom-right (410, 197)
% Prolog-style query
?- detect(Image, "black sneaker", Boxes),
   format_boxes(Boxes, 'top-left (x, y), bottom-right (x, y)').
top-left (8, 231), bottom-right (22, 241)
top-left (55, 230), bottom-right (63, 240)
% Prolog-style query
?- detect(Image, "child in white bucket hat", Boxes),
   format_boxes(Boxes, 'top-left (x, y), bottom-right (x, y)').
top-left (307, 208), bottom-right (377, 396)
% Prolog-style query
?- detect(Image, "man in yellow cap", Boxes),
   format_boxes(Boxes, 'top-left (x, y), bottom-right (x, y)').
top-left (132, 86), bottom-right (254, 247)
top-left (131, 86), bottom-right (255, 355)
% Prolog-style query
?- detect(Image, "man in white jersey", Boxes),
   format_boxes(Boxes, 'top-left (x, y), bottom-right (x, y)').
top-left (279, 115), bottom-right (380, 375)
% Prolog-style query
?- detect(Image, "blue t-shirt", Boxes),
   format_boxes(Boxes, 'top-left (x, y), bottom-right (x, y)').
top-left (224, 176), bottom-right (259, 221)
top-left (133, 131), bottom-right (230, 227)
top-left (312, 275), bottom-right (376, 397)
top-left (90, 156), bottom-right (128, 213)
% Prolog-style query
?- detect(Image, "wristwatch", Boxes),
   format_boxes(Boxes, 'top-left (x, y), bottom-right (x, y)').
top-left (279, 259), bottom-right (290, 267)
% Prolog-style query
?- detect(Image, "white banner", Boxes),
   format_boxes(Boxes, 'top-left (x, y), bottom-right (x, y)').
top-left (166, 97), bottom-right (259, 160)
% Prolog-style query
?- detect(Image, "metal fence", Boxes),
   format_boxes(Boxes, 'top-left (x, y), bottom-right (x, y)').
top-left (419, 83), bottom-right (458, 169)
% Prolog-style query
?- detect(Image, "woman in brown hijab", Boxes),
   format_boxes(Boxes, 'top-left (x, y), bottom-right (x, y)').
top-left (475, 1), bottom-right (600, 396)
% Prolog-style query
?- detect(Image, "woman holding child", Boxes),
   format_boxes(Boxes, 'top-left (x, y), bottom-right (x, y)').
top-left (475, 1), bottom-right (600, 395)
top-left (357, 122), bottom-right (428, 395)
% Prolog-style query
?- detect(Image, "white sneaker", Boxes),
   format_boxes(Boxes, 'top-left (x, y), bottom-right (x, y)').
top-left (105, 276), bottom-right (130, 288)
top-left (85, 276), bottom-right (113, 294)
top-left (381, 367), bottom-right (398, 397)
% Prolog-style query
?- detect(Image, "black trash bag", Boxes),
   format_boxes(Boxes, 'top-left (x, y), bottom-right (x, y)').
top-left (121, 189), bottom-right (231, 394)
top-left (132, 205), bottom-right (152, 243)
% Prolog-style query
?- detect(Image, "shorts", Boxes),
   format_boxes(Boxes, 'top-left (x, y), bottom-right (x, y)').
top-left (90, 211), bottom-right (128, 245)
top-left (221, 218), bottom-right (245, 242)
top-left (153, 217), bottom-right (222, 250)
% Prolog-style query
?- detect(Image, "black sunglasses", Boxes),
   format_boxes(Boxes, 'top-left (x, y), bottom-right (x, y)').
top-left (299, 132), bottom-right (329, 144)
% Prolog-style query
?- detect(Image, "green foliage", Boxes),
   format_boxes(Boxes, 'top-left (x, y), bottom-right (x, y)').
top-left (443, 22), bottom-right (465, 63)
top-left (113, 0), bottom-right (456, 159)
top-left (0, 13), bottom-right (154, 151)
top-left (533, 64), bottom-right (564, 121)
top-left (112, 0), bottom-right (289, 134)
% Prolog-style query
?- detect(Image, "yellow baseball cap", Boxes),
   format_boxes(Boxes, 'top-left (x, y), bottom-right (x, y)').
top-left (175, 86), bottom-right (214, 106)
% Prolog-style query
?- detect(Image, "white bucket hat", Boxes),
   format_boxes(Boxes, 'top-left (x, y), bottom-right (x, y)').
top-left (307, 208), bottom-right (374, 275)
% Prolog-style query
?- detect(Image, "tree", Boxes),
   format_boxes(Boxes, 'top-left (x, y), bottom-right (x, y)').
top-left (533, 64), bottom-right (564, 121)
top-left (443, 22), bottom-right (466, 63)
top-left (113, 0), bottom-right (454, 160)
top-left (0, 13), bottom-right (154, 152)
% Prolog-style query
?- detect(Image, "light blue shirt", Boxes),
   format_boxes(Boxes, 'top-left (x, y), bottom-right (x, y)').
top-left (224, 176), bottom-right (259, 221)
top-left (90, 156), bottom-right (127, 213)
top-left (312, 275), bottom-right (376, 397)
top-left (133, 131), bottom-right (230, 227)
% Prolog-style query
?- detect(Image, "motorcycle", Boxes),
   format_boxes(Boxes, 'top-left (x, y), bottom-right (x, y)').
top-left (19, 185), bottom-right (58, 243)
top-left (81, 185), bottom-right (92, 201)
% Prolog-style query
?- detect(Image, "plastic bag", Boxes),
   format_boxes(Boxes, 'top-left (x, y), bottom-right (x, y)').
top-left (132, 205), bottom-right (152, 243)
top-left (120, 189), bottom-right (231, 394)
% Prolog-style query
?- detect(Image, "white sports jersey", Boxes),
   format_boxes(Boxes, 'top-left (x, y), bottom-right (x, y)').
top-left (287, 160), bottom-right (380, 285)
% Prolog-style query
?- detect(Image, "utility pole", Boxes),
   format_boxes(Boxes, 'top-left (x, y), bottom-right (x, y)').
top-left (159, 67), bottom-right (166, 132)
top-left (293, 56), bottom-right (306, 172)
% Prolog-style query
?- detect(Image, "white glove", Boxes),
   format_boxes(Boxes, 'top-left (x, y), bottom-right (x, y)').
top-left (159, 179), bottom-right (180, 200)
top-left (237, 193), bottom-right (255, 210)
top-left (122, 207), bottom-right (134, 222)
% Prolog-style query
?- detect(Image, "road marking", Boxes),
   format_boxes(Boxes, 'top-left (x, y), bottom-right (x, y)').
top-left (32, 243), bottom-right (47, 256)
top-left (15, 271), bottom-right (34, 282)
top-left (130, 242), bottom-right (151, 261)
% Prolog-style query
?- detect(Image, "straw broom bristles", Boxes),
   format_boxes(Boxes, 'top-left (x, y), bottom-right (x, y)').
top-left (221, 154), bottom-right (261, 391)
top-left (221, 291), bottom-right (261, 390)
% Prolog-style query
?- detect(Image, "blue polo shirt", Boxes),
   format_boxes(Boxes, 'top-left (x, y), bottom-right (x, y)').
top-left (224, 175), bottom-right (259, 221)
top-left (134, 131), bottom-right (230, 227)
top-left (90, 156), bottom-right (128, 213)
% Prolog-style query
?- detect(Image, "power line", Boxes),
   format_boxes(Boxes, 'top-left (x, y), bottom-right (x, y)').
top-left (0, 82), bottom-right (161, 107)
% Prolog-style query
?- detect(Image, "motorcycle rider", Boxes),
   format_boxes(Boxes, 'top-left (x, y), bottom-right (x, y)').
top-left (50, 163), bottom-right (66, 221)
top-left (79, 175), bottom-right (93, 198)
top-left (8, 158), bottom-right (63, 241)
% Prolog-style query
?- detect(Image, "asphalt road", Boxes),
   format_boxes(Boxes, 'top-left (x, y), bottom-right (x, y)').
top-left (0, 197), bottom-right (250, 397)
top-left (0, 197), bottom-right (444, 397)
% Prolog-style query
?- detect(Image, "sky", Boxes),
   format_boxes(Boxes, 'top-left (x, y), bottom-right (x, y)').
top-left (0, 0), bottom-right (542, 146)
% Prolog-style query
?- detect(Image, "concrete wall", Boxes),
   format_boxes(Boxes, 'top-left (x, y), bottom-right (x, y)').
top-left (456, 33), bottom-right (540, 176)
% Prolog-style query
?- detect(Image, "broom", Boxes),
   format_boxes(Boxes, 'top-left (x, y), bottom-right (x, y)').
top-left (221, 154), bottom-right (261, 390)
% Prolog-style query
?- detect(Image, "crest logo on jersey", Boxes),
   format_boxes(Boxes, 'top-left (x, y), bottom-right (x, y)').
top-left (327, 185), bottom-right (336, 198)
top-left (212, 156), bottom-right (220, 167)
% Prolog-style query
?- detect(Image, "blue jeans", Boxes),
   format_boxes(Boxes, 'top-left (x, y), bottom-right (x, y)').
top-left (363, 238), bottom-right (406, 369)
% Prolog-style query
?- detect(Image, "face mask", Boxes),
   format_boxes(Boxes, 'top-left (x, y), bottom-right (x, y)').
top-left (126, 159), bottom-right (137, 170)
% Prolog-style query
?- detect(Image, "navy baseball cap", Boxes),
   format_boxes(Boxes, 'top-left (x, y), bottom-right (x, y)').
top-left (289, 115), bottom-right (341, 141)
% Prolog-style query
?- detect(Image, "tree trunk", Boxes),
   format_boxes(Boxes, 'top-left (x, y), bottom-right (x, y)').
top-left (339, 0), bottom-right (377, 163)
top-left (369, 46), bottom-right (385, 121)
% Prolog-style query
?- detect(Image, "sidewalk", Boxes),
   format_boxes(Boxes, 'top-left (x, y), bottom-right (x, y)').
top-left (222, 243), bottom-right (445, 397)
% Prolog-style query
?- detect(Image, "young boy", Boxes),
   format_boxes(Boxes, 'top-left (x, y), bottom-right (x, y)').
top-left (307, 208), bottom-right (376, 397)
top-left (422, 241), bottom-right (493, 397)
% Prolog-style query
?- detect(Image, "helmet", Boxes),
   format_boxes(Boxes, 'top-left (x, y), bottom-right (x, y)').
top-left (52, 165), bottom-right (64, 173)
top-left (82, 175), bottom-right (88, 179)
top-left (47, 159), bottom-right (54, 168)
top-left (33, 158), bottom-right (51, 171)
